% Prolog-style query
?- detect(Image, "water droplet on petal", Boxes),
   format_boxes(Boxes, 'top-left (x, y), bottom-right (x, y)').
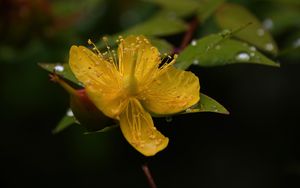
top-left (265, 43), bottom-right (274, 51)
top-left (191, 40), bottom-right (197, 46)
top-left (165, 117), bottom-right (172, 122)
top-left (54, 65), bottom-right (64, 72)
top-left (235, 52), bottom-right (250, 62)
top-left (66, 109), bottom-right (74, 117)
top-left (257, 28), bottom-right (265, 36)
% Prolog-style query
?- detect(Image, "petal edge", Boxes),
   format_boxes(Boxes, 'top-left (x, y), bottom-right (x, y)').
top-left (119, 98), bottom-right (169, 156)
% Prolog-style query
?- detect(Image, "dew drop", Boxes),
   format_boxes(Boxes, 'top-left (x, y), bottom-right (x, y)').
top-left (211, 105), bottom-right (218, 112)
top-left (257, 28), bottom-right (265, 36)
top-left (249, 46), bottom-right (256, 51)
top-left (215, 45), bottom-right (221, 50)
top-left (66, 109), bottom-right (74, 117)
top-left (293, 38), bottom-right (300, 48)
top-left (219, 29), bottom-right (231, 37)
top-left (54, 65), bottom-right (64, 72)
top-left (235, 52), bottom-right (250, 62)
top-left (250, 52), bottom-right (255, 57)
top-left (192, 59), bottom-right (199, 65)
top-left (185, 108), bottom-right (192, 113)
top-left (191, 40), bottom-right (197, 46)
top-left (265, 43), bottom-right (274, 51)
top-left (262, 18), bottom-right (273, 30)
top-left (165, 117), bottom-right (172, 122)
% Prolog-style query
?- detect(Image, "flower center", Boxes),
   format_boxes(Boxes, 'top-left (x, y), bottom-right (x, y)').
top-left (124, 54), bottom-right (138, 96)
top-left (124, 75), bottom-right (138, 96)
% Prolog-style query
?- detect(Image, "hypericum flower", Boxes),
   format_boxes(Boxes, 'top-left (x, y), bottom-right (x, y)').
top-left (69, 35), bottom-right (200, 156)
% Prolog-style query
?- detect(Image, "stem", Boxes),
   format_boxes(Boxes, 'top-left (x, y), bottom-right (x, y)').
top-left (49, 74), bottom-right (77, 96)
top-left (174, 17), bottom-right (199, 54)
top-left (141, 163), bottom-right (157, 188)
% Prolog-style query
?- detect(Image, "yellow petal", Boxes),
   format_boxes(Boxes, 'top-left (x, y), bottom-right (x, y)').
top-left (118, 35), bottom-right (161, 86)
top-left (140, 66), bottom-right (200, 115)
top-left (69, 45), bottom-right (126, 118)
top-left (119, 98), bottom-right (169, 156)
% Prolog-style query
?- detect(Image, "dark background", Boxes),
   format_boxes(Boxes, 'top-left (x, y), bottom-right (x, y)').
top-left (1, 0), bottom-right (299, 187)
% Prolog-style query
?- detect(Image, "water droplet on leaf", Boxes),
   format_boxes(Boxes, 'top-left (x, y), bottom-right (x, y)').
top-left (185, 108), bottom-right (192, 113)
top-left (265, 43), bottom-right (274, 51)
top-left (215, 45), bottom-right (221, 50)
top-left (191, 40), bottom-right (197, 46)
top-left (66, 109), bottom-right (74, 117)
top-left (249, 46), bottom-right (256, 51)
top-left (54, 65), bottom-right (64, 72)
top-left (262, 18), bottom-right (273, 30)
top-left (293, 38), bottom-right (300, 48)
top-left (235, 52), bottom-right (250, 62)
top-left (219, 29), bottom-right (231, 37)
top-left (257, 28), bottom-right (265, 36)
top-left (192, 59), bottom-right (199, 65)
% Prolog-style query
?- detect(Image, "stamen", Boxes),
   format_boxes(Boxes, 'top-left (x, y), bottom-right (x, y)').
top-left (118, 35), bottom-right (124, 42)
top-left (102, 36), bottom-right (118, 70)
top-left (157, 54), bottom-right (178, 76)
top-left (87, 39), bottom-right (102, 57)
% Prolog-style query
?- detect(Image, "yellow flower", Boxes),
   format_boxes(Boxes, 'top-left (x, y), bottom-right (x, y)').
top-left (69, 35), bottom-right (200, 156)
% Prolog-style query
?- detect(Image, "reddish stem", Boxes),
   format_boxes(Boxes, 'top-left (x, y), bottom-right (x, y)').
top-left (141, 163), bottom-right (157, 188)
top-left (174, 17), bottom-right (199, 54)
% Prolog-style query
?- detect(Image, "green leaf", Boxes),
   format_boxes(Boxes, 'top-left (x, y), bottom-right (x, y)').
top-left (262, 6), bottom-right (300, 37)
top-left (150, 37), bottom-right (174, 54)
top-left (214, 3), bottom-right (278, 55)
top-left (197, 0), bottom-right (225, 22)
top-left (142, 0), bottom-right (200, 17)
top-left (52, 110), bottom-right (78, 134)
top-left (124, 11), bottom-right (187, 36)
top-left (175, 33), bottom-right (279, 70)
top-left (38, 63), bottom-right (81, 86)
top-left (278, 32), bottom-right (300, 61)
top-left (83, 124), bottom-right (119, 135)
top-left (96, 11), bottom-right (186, 50)
top-left (183, 93), bottom-right (229, 114)
top-left (264, 0), bottom-right (300, 6)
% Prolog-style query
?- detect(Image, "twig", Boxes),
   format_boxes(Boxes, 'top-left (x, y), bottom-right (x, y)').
top-left (174, 17), bottom-right (199, 54)
top-left (141, 163), bottom-right (157, 188)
